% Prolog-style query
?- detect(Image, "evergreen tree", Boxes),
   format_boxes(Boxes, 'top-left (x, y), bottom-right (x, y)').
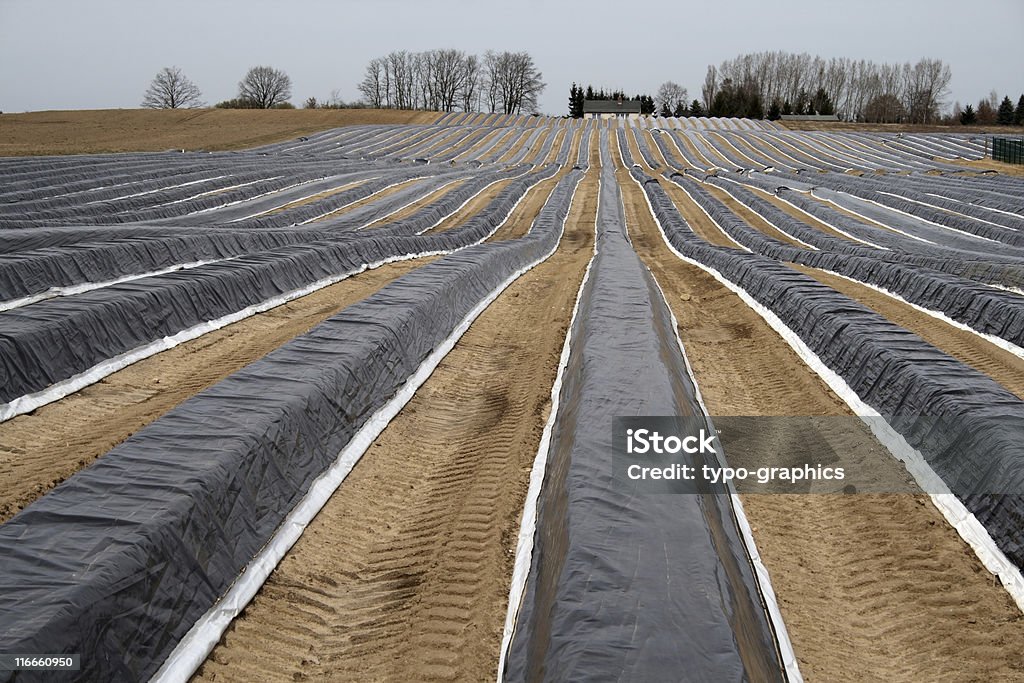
top-left (960, 103), bottom-right (977, 125)
top-left (781, 100), bottom-right (793, 116)
top-left (812, 87), bottom-right (835, 115)
top-left (746, 91), bottom-right (764, 119)
top-left (674, 100), bottom-right (689, 117)
top-left (568, 83), bottom-right (585, 118)
top-left (1015, 95), bottom-right (1024, 126)
top-left (997, 95), bottom-right (1015, 125)
top-left (768, 98), bottom-right (782, 121)
top-left (585, 85), bottom-right (595, 100)
top-left (660, 102), bottom-right (673, 117)
top-left (689, 99), bottom-right (704, 117)
top-left (794, 89), bottom-right (811, 115)
top-left (977, 98), bottom-right (996, 124)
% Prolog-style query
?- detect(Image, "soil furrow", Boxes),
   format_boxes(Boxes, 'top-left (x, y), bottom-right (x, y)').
top-left (192, 165), bottom-right (599, 683)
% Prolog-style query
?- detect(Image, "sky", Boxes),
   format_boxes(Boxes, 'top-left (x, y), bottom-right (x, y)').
top-left (1, 0), bottom-right (1022, 116)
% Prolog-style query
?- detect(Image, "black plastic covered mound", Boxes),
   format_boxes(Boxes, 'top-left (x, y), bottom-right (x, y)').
top-left (0, 170), bottom-right (584, 683)
top-left (766, 169), bottom-right (1024, 245)
top-left (503, 135), bottom-right (786, 682)
top-left (0, 164), bottom-right (523, 300)
top-left (632, 166), bottom-right (1024, 570)
top-left (0, 164), bottom-right (560, 406)
top-left (705, 172), bottom-right (1024, 288)
top-left (663, 172), bottom-right (1024, 345)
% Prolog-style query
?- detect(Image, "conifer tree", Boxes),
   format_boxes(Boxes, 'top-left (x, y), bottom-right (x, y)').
top-left (997, 96), bottom-right (1015, 125)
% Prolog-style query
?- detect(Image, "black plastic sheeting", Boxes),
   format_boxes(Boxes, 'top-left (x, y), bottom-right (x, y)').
top-left (632, 165), bottom-right (1024, 571)
top-left (663, 172), bottom-right (1024, 346)
top-left (503, 133), bottom-right (786, 682)
top-left (0, 169), bottom-right (584, 683)
top-left (0, 164), bottom-right (559, 405)
top-left (709, 170), bottom-right (1024, 281)
top-left (0, 165), bottom-right (524, 302)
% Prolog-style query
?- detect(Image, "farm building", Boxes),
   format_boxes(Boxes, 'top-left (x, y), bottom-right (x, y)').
top-left (583, 98), bottom-right (641, 119)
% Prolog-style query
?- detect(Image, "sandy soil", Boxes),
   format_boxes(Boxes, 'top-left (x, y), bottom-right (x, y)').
top-left (660, 177), bottom-right (742, 249)
top-left (192, 166), bottom-right (599, 683)
top-left (0, 108), bottom-right (441, 156)
top-left (306, 178), bottom-right (428, 225)
top-left (0, 257), bottom-right (436, 524)
top-left (427, 177), bottom-right (519, 234)
top-left (494, 126), bottom-right (538, 164)
top-left (362, 180), bottom-right (468, 229)
top-left (794, 265), bottom-right (1024, 399)
top-left (615, 153), bottom-right (1024, 682)
top-left (950, 159), bottom-right (1024, 178)
top-left (451, 128), bottom-right (505, 162)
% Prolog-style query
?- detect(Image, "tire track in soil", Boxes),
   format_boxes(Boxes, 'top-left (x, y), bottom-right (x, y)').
top-left (0, 257), bottom-right (437, 524)
top-left (192, 169), bottom-right (598, 683)
top-left (615, 154), bottom-right (1024, 682)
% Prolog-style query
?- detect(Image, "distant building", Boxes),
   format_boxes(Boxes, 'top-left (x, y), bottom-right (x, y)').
top-left (584, 99), bottom-right (641, 120)
top-left (779, 114), bottom-right (840, 122)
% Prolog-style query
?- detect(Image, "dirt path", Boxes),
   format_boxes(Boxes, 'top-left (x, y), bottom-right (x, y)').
top-left (615, 156), bottom-right (1024, 682)
top-left (193, 169), bottom-right (599, 683)
top-left (0, 257), bottom-right (437, 524)
top-left (794, 265), bottom-right (1024, 399)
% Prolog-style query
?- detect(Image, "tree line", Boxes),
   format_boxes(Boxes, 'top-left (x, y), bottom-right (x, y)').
top-left (141, 50), bottom-right (545, 115)
top-left (565, 52), bottom-right (1022, 127)
top-left (956, 93), bottom-right (1024, 126)
top-left (357, 49), bottom-right (545, 114)
top-left (567, 84), bottom-right (656, 117)
top-left (700, 52), bottom-right (954, 123)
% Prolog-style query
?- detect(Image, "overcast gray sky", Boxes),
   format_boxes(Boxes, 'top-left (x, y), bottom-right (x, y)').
top-left (1, 0), bottom-right (1021, 116)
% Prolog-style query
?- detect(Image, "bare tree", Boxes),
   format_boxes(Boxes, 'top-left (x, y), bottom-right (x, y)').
top-left (656, 81), bottom-right (688, 116)
top-left (357, 49), bottom-right (537, 113)
top-left (483, 51), bottom-right (544, 114)
top-left (358, 58), bottom-right (386, 108)
top-left (238, 66), bottom-right (292, 109)
top-left (460, 54), bottom-right (480, 112)
top-left (387, 51), bottom-right (416, 110)
top-left (703, 51), bottom-right (953, 122)
top-left (432, 49), bottom-right (468, 112)
top-left (702, 66), bottom-right (718, 112)
top-left (141, 66), bottom-right (203, 109)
